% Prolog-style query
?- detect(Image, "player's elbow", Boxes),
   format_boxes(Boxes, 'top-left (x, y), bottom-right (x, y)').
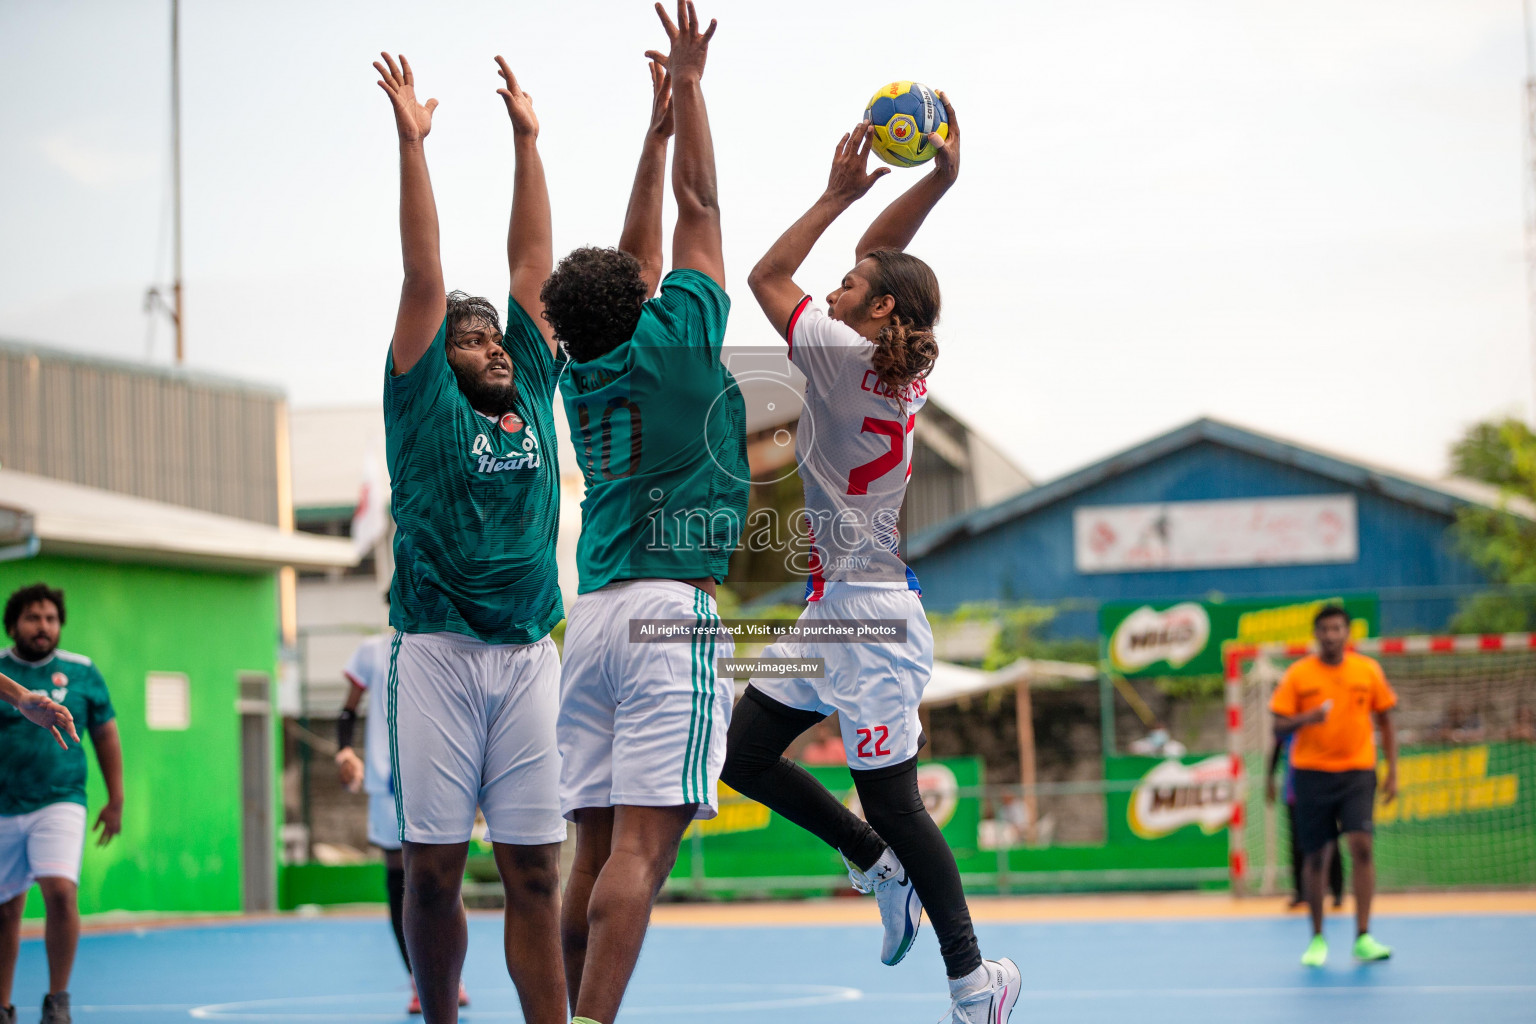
top-left (675, 181), bottom-right (721, 218)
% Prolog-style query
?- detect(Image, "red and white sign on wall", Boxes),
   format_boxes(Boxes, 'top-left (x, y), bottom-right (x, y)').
top-left (1073, 494), bottom-right (1358, 573)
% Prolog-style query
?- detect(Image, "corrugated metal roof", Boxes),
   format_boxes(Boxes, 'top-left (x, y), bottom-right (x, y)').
top-left (0, 467), bottom-right (356, 573)
top-left (909, 416), bottom-right (1533, 560)
top-left (0, 337), bottom-right (285, 398)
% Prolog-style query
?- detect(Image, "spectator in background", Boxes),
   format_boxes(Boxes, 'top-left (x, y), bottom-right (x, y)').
top-left (1508, 706), bottom-right (1536, 743)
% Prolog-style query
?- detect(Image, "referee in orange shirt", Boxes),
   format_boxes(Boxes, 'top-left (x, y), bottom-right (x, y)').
top-left (1270, 604), bottom-right (1398, 966)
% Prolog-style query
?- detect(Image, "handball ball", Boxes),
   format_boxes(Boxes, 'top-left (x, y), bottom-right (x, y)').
top-left (863, 81), bottom-right (948, 167)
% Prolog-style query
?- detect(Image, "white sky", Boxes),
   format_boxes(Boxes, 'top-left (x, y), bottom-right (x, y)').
top-left (0, 0), bottom-right (1529, 481)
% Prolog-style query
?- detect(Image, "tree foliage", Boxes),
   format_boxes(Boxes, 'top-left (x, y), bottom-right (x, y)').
top-left (1449, 418), bottom-right (1536, 631)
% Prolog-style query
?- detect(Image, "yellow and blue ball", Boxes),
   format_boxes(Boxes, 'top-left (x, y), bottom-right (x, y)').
top-left (863, 81), bottom-right (948, 168)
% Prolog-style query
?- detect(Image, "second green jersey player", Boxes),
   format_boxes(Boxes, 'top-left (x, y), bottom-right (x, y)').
top-left (538, 6), bottom-right (745, 1022)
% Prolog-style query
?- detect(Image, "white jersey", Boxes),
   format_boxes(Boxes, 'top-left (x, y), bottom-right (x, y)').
top-left (342, 634), bottom-right (394, 796)
top-left (787, 298), bottom-right (927, 600)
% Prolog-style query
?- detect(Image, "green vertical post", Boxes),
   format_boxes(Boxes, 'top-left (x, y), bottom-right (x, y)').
top-left (1099, 672), bottom-right (1115, 758)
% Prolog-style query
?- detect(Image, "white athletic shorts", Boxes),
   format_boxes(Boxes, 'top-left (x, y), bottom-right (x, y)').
top-left (751, 584), bottom-right (934, 771)
top-left (367, 792), bottom-right (401, 851)
top-left (0, 802), bottom-right (88, 903)
top-left (387, 632), bottom-right (566, 846)
top-left (559, 580), bottom-right (734, 821)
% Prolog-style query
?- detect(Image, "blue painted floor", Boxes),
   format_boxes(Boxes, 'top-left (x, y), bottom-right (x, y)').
top-left (7, 910), bottom-right (1534, 1022)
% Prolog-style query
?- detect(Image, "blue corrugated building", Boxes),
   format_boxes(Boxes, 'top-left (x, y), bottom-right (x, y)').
top-left (906, 418), bottom-right (1519, 638)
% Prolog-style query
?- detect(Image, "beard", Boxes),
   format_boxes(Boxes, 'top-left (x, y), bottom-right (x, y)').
top-left (452, 361), bottom-right (520, 416)
top-left (15, 632), bottom-right (56, 661)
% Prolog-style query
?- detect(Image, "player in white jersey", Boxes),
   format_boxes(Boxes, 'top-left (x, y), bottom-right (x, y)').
top-left (334, 633), bottom-right (468, 1015)
top-left (723, 102), bottom-right (1021, 1024)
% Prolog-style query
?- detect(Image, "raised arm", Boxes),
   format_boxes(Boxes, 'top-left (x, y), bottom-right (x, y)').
top-left (377, 53), bottom-right (445, 376)
top-left (621, 57), bottom-right (674, 298)
top-left (497, 57), bottom-right (558, 356)
top-left (855, 92), bottom-right (959, 259)
top-left (747, 122), bottom-right (889, 340)
top-left (655, 1), bottom-right (723, 287)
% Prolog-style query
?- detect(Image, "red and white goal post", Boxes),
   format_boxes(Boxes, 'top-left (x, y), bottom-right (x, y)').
top-left (1224, 634), bottom-right (1536, 897)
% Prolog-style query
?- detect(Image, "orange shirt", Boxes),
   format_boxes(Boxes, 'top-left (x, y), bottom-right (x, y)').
top-left (1269, 652), bottom-right (1397, 772)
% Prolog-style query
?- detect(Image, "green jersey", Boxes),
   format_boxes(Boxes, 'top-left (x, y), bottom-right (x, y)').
top-left (385, 297), bottom-right (564, 644)
top-left (0, 648), bottom-right (115, 816)
top-left (559, 270), bottom-right (748, 593)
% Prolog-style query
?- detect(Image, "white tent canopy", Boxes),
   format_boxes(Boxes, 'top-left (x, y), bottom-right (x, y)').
top-left (923, 656), bottom-right (1099, 707)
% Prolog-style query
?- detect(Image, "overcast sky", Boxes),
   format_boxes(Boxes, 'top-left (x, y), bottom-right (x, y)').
top-left (0, 0), bottom-right (1529, 481)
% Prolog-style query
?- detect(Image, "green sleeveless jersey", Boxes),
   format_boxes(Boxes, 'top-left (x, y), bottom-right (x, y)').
top-left (385, 297), bottom-right (564, 644)
top-left (559, 270), bottom-right (748, 594)
top-left (0, 648), bottom-right (115, 816)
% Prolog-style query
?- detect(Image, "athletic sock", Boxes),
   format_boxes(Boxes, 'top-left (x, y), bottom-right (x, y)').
top-left (571, 1018), bottom-right (605, 1024)
top-left (948, 961), bottom-right (990, 999)
top-left (867, 845), bottom-right (901, 882)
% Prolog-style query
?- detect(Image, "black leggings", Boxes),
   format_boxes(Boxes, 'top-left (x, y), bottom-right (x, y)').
top-left (387, 865), bottom-right (411, 973)
top-left (721, 686), bottom-right (983, 978)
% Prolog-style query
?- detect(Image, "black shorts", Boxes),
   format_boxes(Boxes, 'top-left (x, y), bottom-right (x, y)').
top-left (1291, 768), bottom-right (1376, 854)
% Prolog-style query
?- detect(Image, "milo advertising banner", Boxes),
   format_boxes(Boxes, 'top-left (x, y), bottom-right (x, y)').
top-left (1099, 594), bottom-right (1378, 677)
top-left (1105, 753), bottom-right (1235, 851)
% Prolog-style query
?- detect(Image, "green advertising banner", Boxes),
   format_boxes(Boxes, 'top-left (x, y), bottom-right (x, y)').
top-left (1098, 594), bottom-right (1379, 677)
top-left (1105, 753), bottom-right (1233, 855)
top-left (671, 757), bottom-right (982, 885)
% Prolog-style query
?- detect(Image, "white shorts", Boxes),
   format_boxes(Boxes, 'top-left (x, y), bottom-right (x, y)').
top-left (0, 802), bottom-right (88, 903)
top-left (367, 792), bottom-right (401, 851)
top-left (751, 584), bottom-right (933, 771)
top-left (387, 632), bottom-right (566, 846)
top-left (559, 580), bottom-right (734, 821)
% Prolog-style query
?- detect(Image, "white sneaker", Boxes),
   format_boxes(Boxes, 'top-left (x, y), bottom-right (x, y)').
top-left (941, 958), bottom-right (1022, 1024)
top-left (844, 850), bottom-right (923, 965)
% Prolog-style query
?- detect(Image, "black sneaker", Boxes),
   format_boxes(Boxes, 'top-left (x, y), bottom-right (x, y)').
top-left (1, 1002), bottom-right (15, 1024)
top-left (40, 993), bottom-right (70, 1024)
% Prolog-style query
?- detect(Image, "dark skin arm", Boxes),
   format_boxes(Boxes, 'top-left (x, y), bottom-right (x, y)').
top-left (655, 1), bottom-right (724, 287)
top-left (1377, 709), bottom-right (1398, 803)
top-left (90, 720), bottom-right (124, 846)
top-left (855, 92), bottom-right (960, 259)
top-left (747, 122), bottom-right (888, 340)
top-left (1273, 703), bottom-right (1329, 737)
top-left (376, 53), bottom-right (445, 376)
top-left (621, 58), bottom-right (675, 298)
top-left (497, 57), bottom-right (558, 357)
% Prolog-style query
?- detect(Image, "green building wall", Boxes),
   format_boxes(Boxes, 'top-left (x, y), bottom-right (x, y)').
top-left (0, 555), bottom-right (278, 918)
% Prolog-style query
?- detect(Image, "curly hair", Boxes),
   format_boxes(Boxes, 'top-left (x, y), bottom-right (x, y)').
top-left (445, 290), bottom-right (501, 345)
top-left (539, 247), bottom-right (648, 362)
top-left (862, 248), bottom-right (940, 396)
top-left (4, 582), bottom-right (65, 634)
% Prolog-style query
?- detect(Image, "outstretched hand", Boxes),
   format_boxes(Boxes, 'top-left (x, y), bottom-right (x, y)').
top-left (930, 91), bottom-right (960, 184)
top-left (640, 54), bottom-right (675, 138)
top-left (825, 121), bottom-right (890, 205)
top-left (654, 0), bottom-right (716, 82)
top-left (375, 52), bottom-right (438, 143)
top-left (495, 57), bottom-right (538, 139)
top-left (18, 691), bottom-right (78, 750)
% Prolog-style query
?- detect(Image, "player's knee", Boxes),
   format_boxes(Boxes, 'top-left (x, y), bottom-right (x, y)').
top-left (406, 861), bottom-right (463, 907)
top-left (37, 878), bottom-right (76, 911)
top-left (1347, 835), bottom-right (1373, 864)
top-left (500, 850), bottom-right (560, 904)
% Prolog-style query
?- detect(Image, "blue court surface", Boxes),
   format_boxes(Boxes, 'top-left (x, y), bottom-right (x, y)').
top-left (11, 908), bottom-right (1534, 1022)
